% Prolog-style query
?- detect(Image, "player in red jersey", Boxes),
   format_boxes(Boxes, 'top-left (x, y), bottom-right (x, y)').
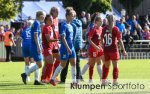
top-left (81, 14), bottom-right (104, 82)
top-left (50, 7), bottom-right (61, 81)
top-left (41, 15), bottom-right (59, 83)
top-left (101, 15), bottom-right (127, 85)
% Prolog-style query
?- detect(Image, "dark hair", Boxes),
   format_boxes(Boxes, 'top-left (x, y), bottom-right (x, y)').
top-left (44, 14), bottom-right (50, 24)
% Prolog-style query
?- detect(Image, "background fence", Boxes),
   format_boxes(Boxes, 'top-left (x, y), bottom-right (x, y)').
top-left (120, 40), bottom-right (150, 59)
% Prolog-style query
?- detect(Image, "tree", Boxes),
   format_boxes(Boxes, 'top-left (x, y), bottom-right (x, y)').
top-left (90, 0), bottom-right (112, 14)
top-left (0, 0), bottom-right (23, 21)
top-left (62, 0), bottom-right (93, 17)
top-left (119, 0), bottom-right (143, 16)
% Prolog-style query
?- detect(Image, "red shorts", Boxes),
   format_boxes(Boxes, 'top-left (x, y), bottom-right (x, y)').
top-left (104, 52), bottom-right (120, 61)
top-left (53, 42), bottom-right (59, 50)
top-left (43, 48), bottom-right (53, 57)
top-left (89, 49), bottom-right (104, 58)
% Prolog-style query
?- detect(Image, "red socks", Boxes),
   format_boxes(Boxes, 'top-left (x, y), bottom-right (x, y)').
top-left (41, 63), bottom-right (54, 82)
top-left (113, 67), bottom-right (119, 80)
top-left (41, 65), bottom-right (47, 81)
top-left (89, 65), bottom-right (94, 80)
top-left (102, 64), bottom-right (109, 80)
top-left (46, 63), bottom-right (54, 81)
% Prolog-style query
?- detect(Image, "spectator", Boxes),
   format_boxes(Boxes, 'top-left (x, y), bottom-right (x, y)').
top-left (142, 25), bottom-right (150, 40)
top-left (0, 25), bottom-right (5, 42)
top-left (4, 27), bottom-right (16, 62)
top-left (124, 25), bottom-right (133, 51)
top-left (102, 18), bottom-right (107, 27)
top-left (116, 18), bottom-right (126, 33)
top-left (136, 24), bottom-right (143, 40)
top-left (80, 11), bottom-right (88, 40)
top-left (132, 30), bottom-right (139, 40)
top-left (141, 15), bottom-right (150, 28)
top-left (127, 15), bottom-right (138, 34)
top-left (86, 13), bottom-right (91, 26)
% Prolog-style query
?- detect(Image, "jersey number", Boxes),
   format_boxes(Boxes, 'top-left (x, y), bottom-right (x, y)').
top-left (104, 33), bottom-right (112, 46)
top-left (26, 30), bottom-right (31, 38)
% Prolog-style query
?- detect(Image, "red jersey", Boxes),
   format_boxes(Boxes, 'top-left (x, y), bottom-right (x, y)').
top-left (53, 18), bottom-right (59, 39)
top-left (42, 24), bottom-right (54, 49)
top-left (101, 26), bottom-right (122, 53)
top-left (88, 26), bottom-right (103, 51)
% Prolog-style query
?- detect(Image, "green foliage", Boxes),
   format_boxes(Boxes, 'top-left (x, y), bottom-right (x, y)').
top-left (62, 0), bottom-right (93, 17)
top-left (119, 0), bottom-right (143, 15)
top-left (0, 0), bottom-right (23, 21)
top-left (62, 0), bottom-right (112, 17)
top-left (90, 0), bottom-right (112, 14)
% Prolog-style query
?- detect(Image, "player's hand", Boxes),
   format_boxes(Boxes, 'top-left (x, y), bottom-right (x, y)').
top-left (123, 50), bottom-right (127, 56)
top-left (38, 48), bottom-right (42, 54)
top-left (95, 46), bottom-right (100, 51)
top-left (67, 48), bottom-right (72, 55)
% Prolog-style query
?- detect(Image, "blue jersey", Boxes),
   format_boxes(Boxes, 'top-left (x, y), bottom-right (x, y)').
top-left (60, 22), bottom-right (74, 49)
top-left (21, 27), bottom-right (31, 46)
top-left (31, 20), bottom-right (42, 45)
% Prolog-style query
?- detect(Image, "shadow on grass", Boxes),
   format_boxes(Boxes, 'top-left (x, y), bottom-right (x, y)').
top-left (0, 82), bottom-right (64, 90)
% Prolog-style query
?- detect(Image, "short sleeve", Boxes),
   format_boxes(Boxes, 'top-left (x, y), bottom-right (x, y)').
top-left (33, 21), bottom-right (40, 33)
top-left (88, 27), bottom-right (95, 39)
top-left (60, 23), bottom-right (66, 37)
top-left (43, 27), bottom-right (51, 35)
top-left (101, 27), bottom-right (106, 39)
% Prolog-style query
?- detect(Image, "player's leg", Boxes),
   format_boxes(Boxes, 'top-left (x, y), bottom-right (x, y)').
top-left (96, 51), bottom-right (104, 80)
top-left (50, 60), bottom-right (67, 86)
top-left (70, 57), bottom-right (76, 83)
top-left (42, 49), bottom-right (54, 82)
top-left (60, 60), bottom-right (69, 83)
top-left (69, 48), bottom-right (77, 83)
top-left (102, 53), bottom-right (111, 85)
top-left (24, 57), bottom-right (30, 82)
top-left (22, 45), bottom-right (31, 82)
top-left (53, 51), bottom-right (60, 82)
top-left (81, 51), bottom-right (95, 78)
top-left (112, 60), bottom-right (119, 84)
top-left (111, 52), bottom-right (120, 84)
top-left (96, 56), bottom-right (103, 80)
top-left (21, 50), bottom-right (44, 85)
top-left (45, 54), bottom-right (54, 81)
top-left (53, 51), bottom-right (60, 74)
top-left (88, 60), bottom-right (95, 83)
top-left (75, 49), bottom-right (83, 82)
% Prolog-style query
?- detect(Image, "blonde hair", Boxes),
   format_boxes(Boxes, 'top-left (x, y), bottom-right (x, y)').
top-left (94, 13), bottom-right (101, 23)
top-left (50, 7), bottom-right (59, 15)
top-left (36, 10), bottom-right (46, 18)
top-left (65, 7), bottom-right (74, 17)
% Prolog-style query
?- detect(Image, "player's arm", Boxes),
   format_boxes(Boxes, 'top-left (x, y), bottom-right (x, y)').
top-left (88, 37), bottom-right (100, 51)
top-left (45, 34), bottom-right (59, 42)
top-left (34, 32), bottom-right (41, 54)
top-left (61, 34), bottom-right (72, 54)
top-left (119, 39), bottom-right (127, 56)
top-left (9, 33), bottom-right (16, 46)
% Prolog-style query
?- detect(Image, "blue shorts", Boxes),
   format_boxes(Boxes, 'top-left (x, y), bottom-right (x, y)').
top-left (22, 44), bottom-right (32, 58)
top-left (60, 47), bottom-right (76, 60)
top-left (31, 44), bottom-right (43, 62)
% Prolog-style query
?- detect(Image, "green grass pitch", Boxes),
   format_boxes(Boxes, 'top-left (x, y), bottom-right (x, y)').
top-left (0, 59), bottom-right (150, 94)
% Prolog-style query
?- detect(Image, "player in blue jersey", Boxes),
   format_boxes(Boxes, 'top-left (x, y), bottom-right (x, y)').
top-left (21, 20), bottom-right (33, 82)
top-left (21, 11), bottom-right (46, 85)
top-left (50, 7), bottom-right (76, 86)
